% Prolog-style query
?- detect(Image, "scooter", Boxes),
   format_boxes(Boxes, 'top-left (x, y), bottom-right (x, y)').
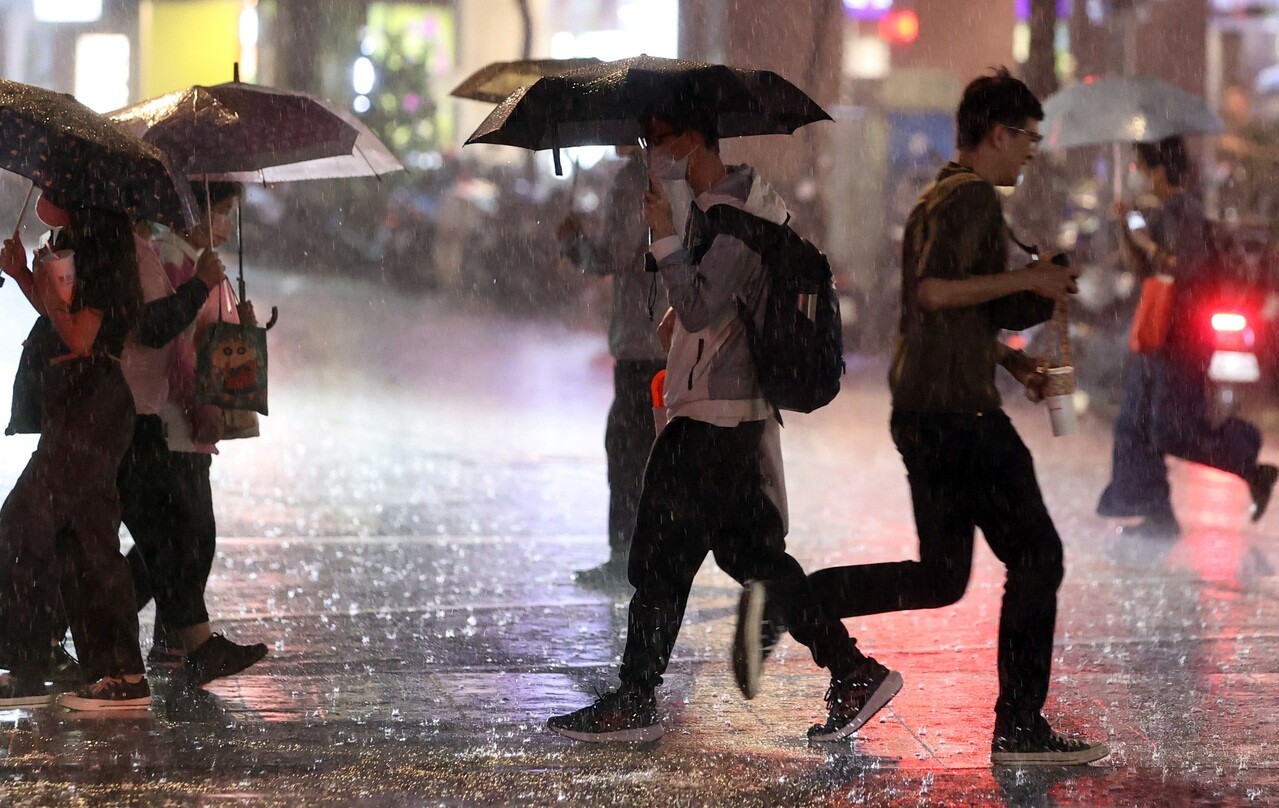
top-left (1203, 300), bottom-right (1263, 426)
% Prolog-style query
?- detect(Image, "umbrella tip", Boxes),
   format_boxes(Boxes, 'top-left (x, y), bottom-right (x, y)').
top-left (233, 62), bottom-right (240, 83)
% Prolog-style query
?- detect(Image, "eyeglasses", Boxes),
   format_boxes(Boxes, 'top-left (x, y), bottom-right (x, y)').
top-left (639, 130), bottom-right (679, 150)
top-left (1004, 125), bottom-right (1044, 144)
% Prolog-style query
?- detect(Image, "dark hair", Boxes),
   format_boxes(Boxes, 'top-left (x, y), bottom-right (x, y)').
top-left (1134, 137), bottom-right (1189, 186)
top-left (64, 207), bottom-right (142, 329)
top-left (193, 180), bottom-right (244, 215)
top-left (642, 111), bottom-right (720, 153)
top-left (956, 67), bottom-right (1044, 150)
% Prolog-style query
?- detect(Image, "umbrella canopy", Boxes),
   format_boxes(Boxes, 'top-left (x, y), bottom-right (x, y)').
top-left (452, 58), bottom-right (603, 104)
top-left (1041, 76), bottom-right (1225, 151)
top-left (465, 55), bottom-right (831, 151)
top-left (0, 78), bottom-right (198, 228)
top-left (184, 97), bottom-right (404, 183)
top-left (110, 82), bottom-right (359, 176)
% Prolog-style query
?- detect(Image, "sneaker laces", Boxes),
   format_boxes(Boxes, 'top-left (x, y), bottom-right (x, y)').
top-left (588, 685), bottom-right (648, 715)
top-left (86, 676), bottom-right (126, 696)
top-left (590, 686), bottom-right (624, 709)
top-left (823, 677), bottom-right (865, 709)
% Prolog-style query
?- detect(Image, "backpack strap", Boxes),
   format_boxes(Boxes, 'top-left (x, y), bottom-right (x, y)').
top-left (702, 204), bottom-right (789, 426)
top-left (700, 203), bottom-right (778, 254)
top-left (901, 171), bottom-right (986, 323)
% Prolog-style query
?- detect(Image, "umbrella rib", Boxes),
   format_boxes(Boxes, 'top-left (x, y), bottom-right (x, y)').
top-left (355, 144), bottom-right (381, 180)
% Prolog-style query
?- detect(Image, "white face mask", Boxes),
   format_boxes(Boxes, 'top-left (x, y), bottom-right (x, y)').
top-left (1128, 169), bottom-right (1153, 196)
top-left (648, 142), bottom-right (694, 181)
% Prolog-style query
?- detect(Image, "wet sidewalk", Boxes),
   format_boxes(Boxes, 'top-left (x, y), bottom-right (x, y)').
top-left (1, 273), bottom-right (1276, 805)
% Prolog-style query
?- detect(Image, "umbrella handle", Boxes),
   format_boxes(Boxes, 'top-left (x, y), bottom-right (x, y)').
top-left (12, 184), bottom-right (35, 240)
top-left (264, 305), bottom-right (278, 331)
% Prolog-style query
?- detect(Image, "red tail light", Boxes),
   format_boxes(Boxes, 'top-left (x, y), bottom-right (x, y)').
top-left (1211, 311), bottom-right (1255, 351)
top-left (1212, 312), bottom-right (1247, 333)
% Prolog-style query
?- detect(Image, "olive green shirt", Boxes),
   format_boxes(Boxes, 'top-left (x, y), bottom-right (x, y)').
top-left (889, 163), bottom-right (1008, 413)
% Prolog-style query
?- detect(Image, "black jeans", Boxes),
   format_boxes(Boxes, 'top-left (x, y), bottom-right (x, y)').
top-left (120, 415), bottom-right (216, 637)
top-left (808, 409), bottom-right (1064, 723)
top-left (605, 359), bottom-right (666, 559)
top-left (0, 358), bottom-right (143, 680)
top-left (619, 417), bottom-right (857, 691)
top-left (1098, 352), bottom-right (1261, 521)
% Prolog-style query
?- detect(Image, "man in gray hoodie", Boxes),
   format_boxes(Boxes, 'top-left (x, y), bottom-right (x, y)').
top-left (557, 147), bottom-right (677, 589)
top-left (547, 112), bottom-right (872, 743)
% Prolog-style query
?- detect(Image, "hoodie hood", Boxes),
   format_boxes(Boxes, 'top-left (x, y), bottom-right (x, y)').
top-left (696, 165), bottom-right (789, 226)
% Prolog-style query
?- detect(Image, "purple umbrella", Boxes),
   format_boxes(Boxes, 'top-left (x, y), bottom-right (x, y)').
top-left (110, 81), bottom-right (359, 177)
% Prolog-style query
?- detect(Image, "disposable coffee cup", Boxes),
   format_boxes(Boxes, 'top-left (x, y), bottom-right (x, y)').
top-left (37, 249), bottom-right (75, 306)
top-left (1043, 366), bottom-right (1078, 437)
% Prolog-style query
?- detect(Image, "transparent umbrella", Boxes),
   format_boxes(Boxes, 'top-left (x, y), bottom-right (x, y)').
top-left (1041, 76), bottom-right (1225, 152)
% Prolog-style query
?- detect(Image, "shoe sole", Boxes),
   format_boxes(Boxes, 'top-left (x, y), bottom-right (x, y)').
top-left (732, 582), bottom-right (766, 700)
top-left (0, 695), bottom-right (54, 708)
top-left (992, 741), bottom-right (1111, 766)
top-left (808, 670), bottom-right (904, 742)
top-left (57, 695), bottom-right (152, 711)
top-left (188, 647), bottom-right (269, 687)
top-left (546, 720), bottom-right (665, 743)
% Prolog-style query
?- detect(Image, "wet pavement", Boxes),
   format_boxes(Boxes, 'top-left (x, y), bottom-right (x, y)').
top-left (0, 269), bottom-right (1277, 805)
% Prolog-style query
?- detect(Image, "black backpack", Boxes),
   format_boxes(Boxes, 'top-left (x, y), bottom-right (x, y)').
top-left (5, 316), bottom-right (62, 436)
top-left (702, 204), bottom-right (844, 414)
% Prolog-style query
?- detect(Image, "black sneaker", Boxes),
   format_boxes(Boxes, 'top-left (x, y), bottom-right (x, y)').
top-left (807, 658), bottom-right (904, 742)
top-left (57, 675), bottom-right (151, 711)
top-left (185, 634), bottom-right (269, 686)
top-left (1116, 515), bottom-right (1181, 540)
top-left (0, 673), bottom-right (53, 708)
top-left (731, 580), bottom-right (784, 700)
top-left (572, 558), bottom-right (630, 591)
top-left (546, 687), bottom-right (664, 743)
top-left (1249, 464), bottom-right (1278, 523)
top-left (992, 715), bottom-right (1110, 766)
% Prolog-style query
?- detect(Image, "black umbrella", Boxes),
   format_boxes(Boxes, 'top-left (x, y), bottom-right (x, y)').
top-left (0, 78), bottom-right (198, 228)
top-left (465, 55), bottom-right (831, 171)
top-left (451, 58), bottom-right (603, 104)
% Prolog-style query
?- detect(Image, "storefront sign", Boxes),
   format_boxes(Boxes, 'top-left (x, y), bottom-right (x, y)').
top-left (34, 0), bottom-right (103, 23)
top-left (842, 0), bottom-right (893, 22)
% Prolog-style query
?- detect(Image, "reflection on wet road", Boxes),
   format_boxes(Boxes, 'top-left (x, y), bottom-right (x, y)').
top-left (0, 271), bottom-right (1276, 805)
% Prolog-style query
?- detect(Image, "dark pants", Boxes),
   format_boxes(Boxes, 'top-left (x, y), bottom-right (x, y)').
top-left (1098, 352), bottom-right (1261, 520)
top-left (0, 359), bottom-right (143, 680)
top-left (119, 415), bottom-right (216, 639)
top-left (605, 359), bottom-right (666, 560)
top-left (808, 409), bottom-right (1064, 723)
top-left (619, 417), bottom-right (857, 691)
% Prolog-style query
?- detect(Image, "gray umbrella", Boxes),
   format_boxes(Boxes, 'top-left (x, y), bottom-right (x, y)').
top-left (1041, 76), bottom-right (1224, 151)
top-left (451, 58), bottom-right (603, 104)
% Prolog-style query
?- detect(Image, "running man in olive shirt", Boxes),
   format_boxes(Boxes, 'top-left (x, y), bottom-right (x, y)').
top-left (736, 69), bottom-right (1109, 765)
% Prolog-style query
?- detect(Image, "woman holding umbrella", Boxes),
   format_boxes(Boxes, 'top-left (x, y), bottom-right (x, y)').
top-left (122, 180), bottom-right (269, 684)
top-left (1098, 136), bottom-right (1278, 537)
top-left (0, 203), bottom-right (152, 709)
